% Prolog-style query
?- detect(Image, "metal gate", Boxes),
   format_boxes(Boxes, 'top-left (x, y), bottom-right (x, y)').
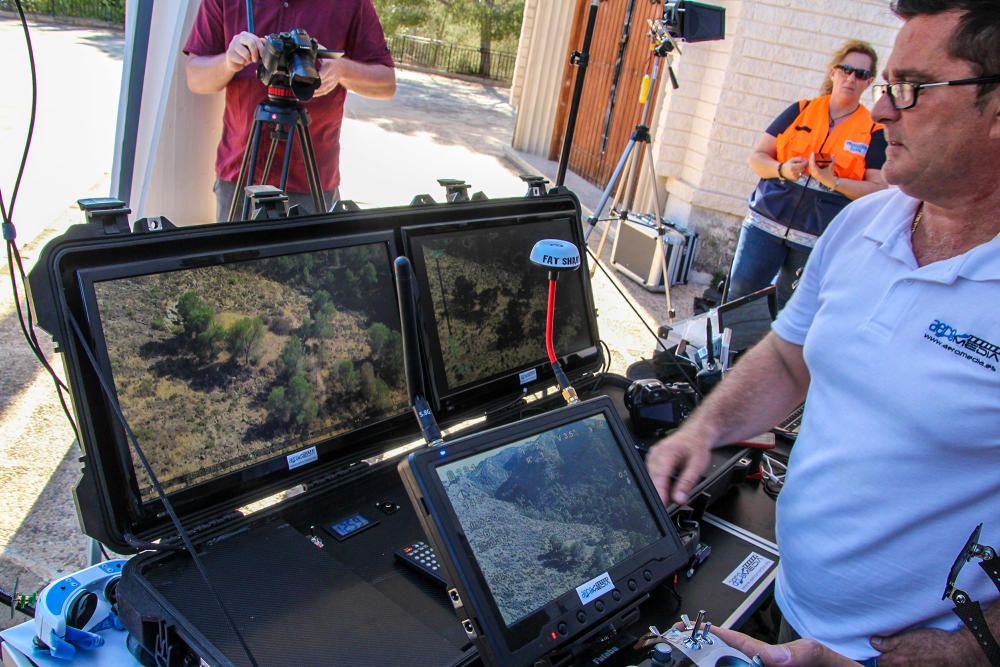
top-left (550, 0), bottom-right (667, 194)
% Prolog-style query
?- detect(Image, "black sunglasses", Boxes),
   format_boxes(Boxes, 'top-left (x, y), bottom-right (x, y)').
top-left (835, 63), bottom-right (874, 80)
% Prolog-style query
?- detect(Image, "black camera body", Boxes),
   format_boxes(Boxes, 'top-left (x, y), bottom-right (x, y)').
top-left (624, 379), bottom-right (698, 436)
top-left (258, 28), bottom-right (321, 101)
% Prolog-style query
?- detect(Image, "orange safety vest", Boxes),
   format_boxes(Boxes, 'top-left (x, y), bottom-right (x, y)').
top-left (775, 95), bottom-right (881, 181)
top-left (748, 95), bottom-right (882, 238)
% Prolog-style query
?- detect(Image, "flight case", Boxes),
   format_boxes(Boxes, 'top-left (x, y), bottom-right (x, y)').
top-left (28, 189), bottom-right (751, 666)
top-left (27, 189), bottom-right (613, 666)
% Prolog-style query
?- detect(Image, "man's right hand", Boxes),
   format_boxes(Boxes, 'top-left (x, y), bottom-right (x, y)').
top-left (225, 32), bottom-right (265, 72)
top-left (710, 626), bottom-right (860, 667)
top-left (645, 430), bottom-right (712, 505)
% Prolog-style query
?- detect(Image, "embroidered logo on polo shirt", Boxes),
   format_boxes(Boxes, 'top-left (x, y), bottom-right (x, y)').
top-left (924, 320), bottom-right (998, 373)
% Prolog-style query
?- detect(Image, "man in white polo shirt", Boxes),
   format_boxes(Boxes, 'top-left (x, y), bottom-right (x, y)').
top-left (645, 1), bottom-right (1000, 665)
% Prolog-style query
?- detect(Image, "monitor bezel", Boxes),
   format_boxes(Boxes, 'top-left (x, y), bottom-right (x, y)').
top-left (399, 396), bottom-right (687, 666)
top-left (717, 285), bottom-right (777, 353)
top-left (399, 213), bottom-right (603, 419)
top-left (72, 229), bottom-right (412, 534)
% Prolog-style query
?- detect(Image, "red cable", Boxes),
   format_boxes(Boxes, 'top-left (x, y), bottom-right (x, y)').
top-left (545, 279), bottom-right (558, 364)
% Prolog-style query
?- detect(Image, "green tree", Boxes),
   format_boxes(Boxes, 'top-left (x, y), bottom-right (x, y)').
top-left (359, 361), bottom-right (378, 404)
top-left (194, 322), bottom-right (226, 362)
top-left (266, 386), bottom-right (291, 423)
top-left (367, 323), bottom-right (404, 385)
top-left (227, 317), bottom-right (265, 365)
top-left (176, 291), bottom-right (214, 339)
top-left (267, 372), bottom-right (319, 429)
top-left (277, 338), bottom-right (306, 379)
top-left (373, 0), bottom-right (433, 36)
top-left (336, 360), bottom-right (361, 396)
top-left (286, 372), bottom-right (320, 428)
top-left (457, 0), bottom-right (524, 75)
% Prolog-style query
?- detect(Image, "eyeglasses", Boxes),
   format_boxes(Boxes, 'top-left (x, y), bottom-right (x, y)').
top-left (872, 75), bottom-right (1000, 110)
top-left (835, 64), bottom-right (874, 80)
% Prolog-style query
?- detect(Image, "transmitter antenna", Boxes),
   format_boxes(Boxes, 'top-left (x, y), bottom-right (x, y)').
top-left (530, 239), bottom-right (582, 405)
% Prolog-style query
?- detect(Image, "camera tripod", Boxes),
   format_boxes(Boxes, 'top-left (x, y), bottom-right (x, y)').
top-left (584, 22), bottom-right (681, 321)
top-left (227, 93), bottom-right (326, 222)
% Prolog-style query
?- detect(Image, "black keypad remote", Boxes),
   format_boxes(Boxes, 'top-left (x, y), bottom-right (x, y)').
top-left (395, 541), bottom-right (447, 587)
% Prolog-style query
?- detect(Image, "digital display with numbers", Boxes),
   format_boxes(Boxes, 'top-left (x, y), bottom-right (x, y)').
top-left (328, 513), bottom-right (376, 540)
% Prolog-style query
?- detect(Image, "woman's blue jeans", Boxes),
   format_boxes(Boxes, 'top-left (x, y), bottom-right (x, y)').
top-left (727, 220), bottom-right (813, 310)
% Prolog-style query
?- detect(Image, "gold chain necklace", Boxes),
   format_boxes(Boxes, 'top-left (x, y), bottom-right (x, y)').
top-left (911, 202), bottom-right (925, 234)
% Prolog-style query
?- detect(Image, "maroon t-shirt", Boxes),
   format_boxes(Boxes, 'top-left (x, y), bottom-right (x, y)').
top-left (183, 0), bottom-right (393, 192)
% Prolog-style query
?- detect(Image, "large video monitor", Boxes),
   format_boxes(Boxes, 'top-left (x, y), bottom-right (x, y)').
top-left (401, 215), bottom-right (602, 417)
top-left (76, 231), bottom-right (410, 519)
top-left (398, 396), bottom-right (687, 666)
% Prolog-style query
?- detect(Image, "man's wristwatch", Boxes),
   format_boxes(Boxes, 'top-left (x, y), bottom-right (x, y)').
top-left (777, 162), bottom-right (787, 182)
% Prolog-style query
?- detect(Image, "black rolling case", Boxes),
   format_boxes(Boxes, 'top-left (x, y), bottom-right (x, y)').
top-left (27, 189), bottom-right (619, 666)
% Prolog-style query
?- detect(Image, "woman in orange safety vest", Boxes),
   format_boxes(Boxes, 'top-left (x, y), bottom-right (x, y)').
top-left (728, 40), bottom-right (888, 309)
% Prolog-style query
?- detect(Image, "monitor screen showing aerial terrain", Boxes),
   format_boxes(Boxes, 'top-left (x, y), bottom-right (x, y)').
top-left (404, 217), bottom-right (598, 410)
top-left (90, 240), bottom-right (406, 501)
top-left (435, 412), bottom-right (663, 627)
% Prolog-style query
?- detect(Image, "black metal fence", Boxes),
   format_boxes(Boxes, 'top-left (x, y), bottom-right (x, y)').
top-left (0, 0), bottom-right (124, 24)
top-left (387, 34), bottom-right (516, 85)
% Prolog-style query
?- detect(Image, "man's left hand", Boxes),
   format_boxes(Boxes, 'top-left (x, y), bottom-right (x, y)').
top-left (871, 626), bottom-right (982, 666)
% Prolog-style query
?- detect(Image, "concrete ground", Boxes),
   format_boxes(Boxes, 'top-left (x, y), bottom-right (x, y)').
top-left (0, 17), bottom-right (704, 629)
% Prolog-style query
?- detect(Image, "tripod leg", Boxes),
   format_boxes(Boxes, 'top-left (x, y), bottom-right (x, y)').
top-left (585, 138), bottom-right (638, 241)
top-left (229, 120), bottom-right (263, 222)
top-left (294, 114), bottom-right (326, 214)
top-left (642, 140), bottom-right (675, 321)
top-left (591, 140), bottom-right (638, 270)
top-left (276, 127), bottom-right (295, 202)
top-left (260, 132), bottom-right (281, 188)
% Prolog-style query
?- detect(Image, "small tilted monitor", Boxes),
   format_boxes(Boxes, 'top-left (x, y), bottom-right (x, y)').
top-left (716, 285), bottom-right (777, 355)
top-left (75, 230), bottom-right (410, 523)
top-left (398, 396), bottom-right (687, 667)
top-left (400, 215), bottom-right (602, 417)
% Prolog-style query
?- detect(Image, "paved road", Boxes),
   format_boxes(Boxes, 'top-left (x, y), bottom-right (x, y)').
top-left (0, 16), bottom-right (698, 631)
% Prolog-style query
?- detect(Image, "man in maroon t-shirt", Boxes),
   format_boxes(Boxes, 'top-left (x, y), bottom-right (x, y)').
top-left (183, 0), bottom-right (395, 220)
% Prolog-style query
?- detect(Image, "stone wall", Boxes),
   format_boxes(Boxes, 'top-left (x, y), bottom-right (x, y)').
top-left (510, 0), bottom-right (903, 277)
top-left (650, 0), bottom-right (899, 275)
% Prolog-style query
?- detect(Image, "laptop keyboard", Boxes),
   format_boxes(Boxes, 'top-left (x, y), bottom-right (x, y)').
top-left (776, 403), bottom-right (804, 434)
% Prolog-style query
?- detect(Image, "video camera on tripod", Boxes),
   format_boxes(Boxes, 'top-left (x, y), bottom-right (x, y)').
top-left (661, 0), bottom-right (726, 43)
top-left (257, 28), bottom-right (344, 102)
top-left (227, 0), bottom-right (347, 221)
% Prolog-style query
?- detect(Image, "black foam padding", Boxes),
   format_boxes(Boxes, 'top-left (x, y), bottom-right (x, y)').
top-left (141, 522), bottom-right (461, 666)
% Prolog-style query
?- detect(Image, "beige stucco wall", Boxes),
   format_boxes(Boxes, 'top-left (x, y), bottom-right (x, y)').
top-left (510, 0), bottom-right (576, 156)
top-left (511, 0), bottom-right (901, 274)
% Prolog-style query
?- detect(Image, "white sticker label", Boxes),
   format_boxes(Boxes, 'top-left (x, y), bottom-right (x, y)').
top-left (844, 140), bottom-right (870, 156)
top-left (519, 368), bottom-right (538, 385)
top-left (576, 571), bottom-right (614, 605)
top-left (722, 551), bottom-right (775, 593)
top-left (287, 446), bottom-right (318, 470)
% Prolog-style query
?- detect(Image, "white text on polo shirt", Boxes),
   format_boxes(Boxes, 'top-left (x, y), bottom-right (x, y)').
top-left (925, 320), bottom-right (998, 373)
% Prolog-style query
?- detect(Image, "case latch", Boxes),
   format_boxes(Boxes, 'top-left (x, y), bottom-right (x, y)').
top-left (77, 198), bottom-right (132, 236)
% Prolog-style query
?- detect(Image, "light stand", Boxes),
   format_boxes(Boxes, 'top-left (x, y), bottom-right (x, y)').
top-left (556, 0), bottom-right (599, 187)
top-left (585, 19), bottom-right (681, 322)
top-left (530, 239), bottom-right (582, 405)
